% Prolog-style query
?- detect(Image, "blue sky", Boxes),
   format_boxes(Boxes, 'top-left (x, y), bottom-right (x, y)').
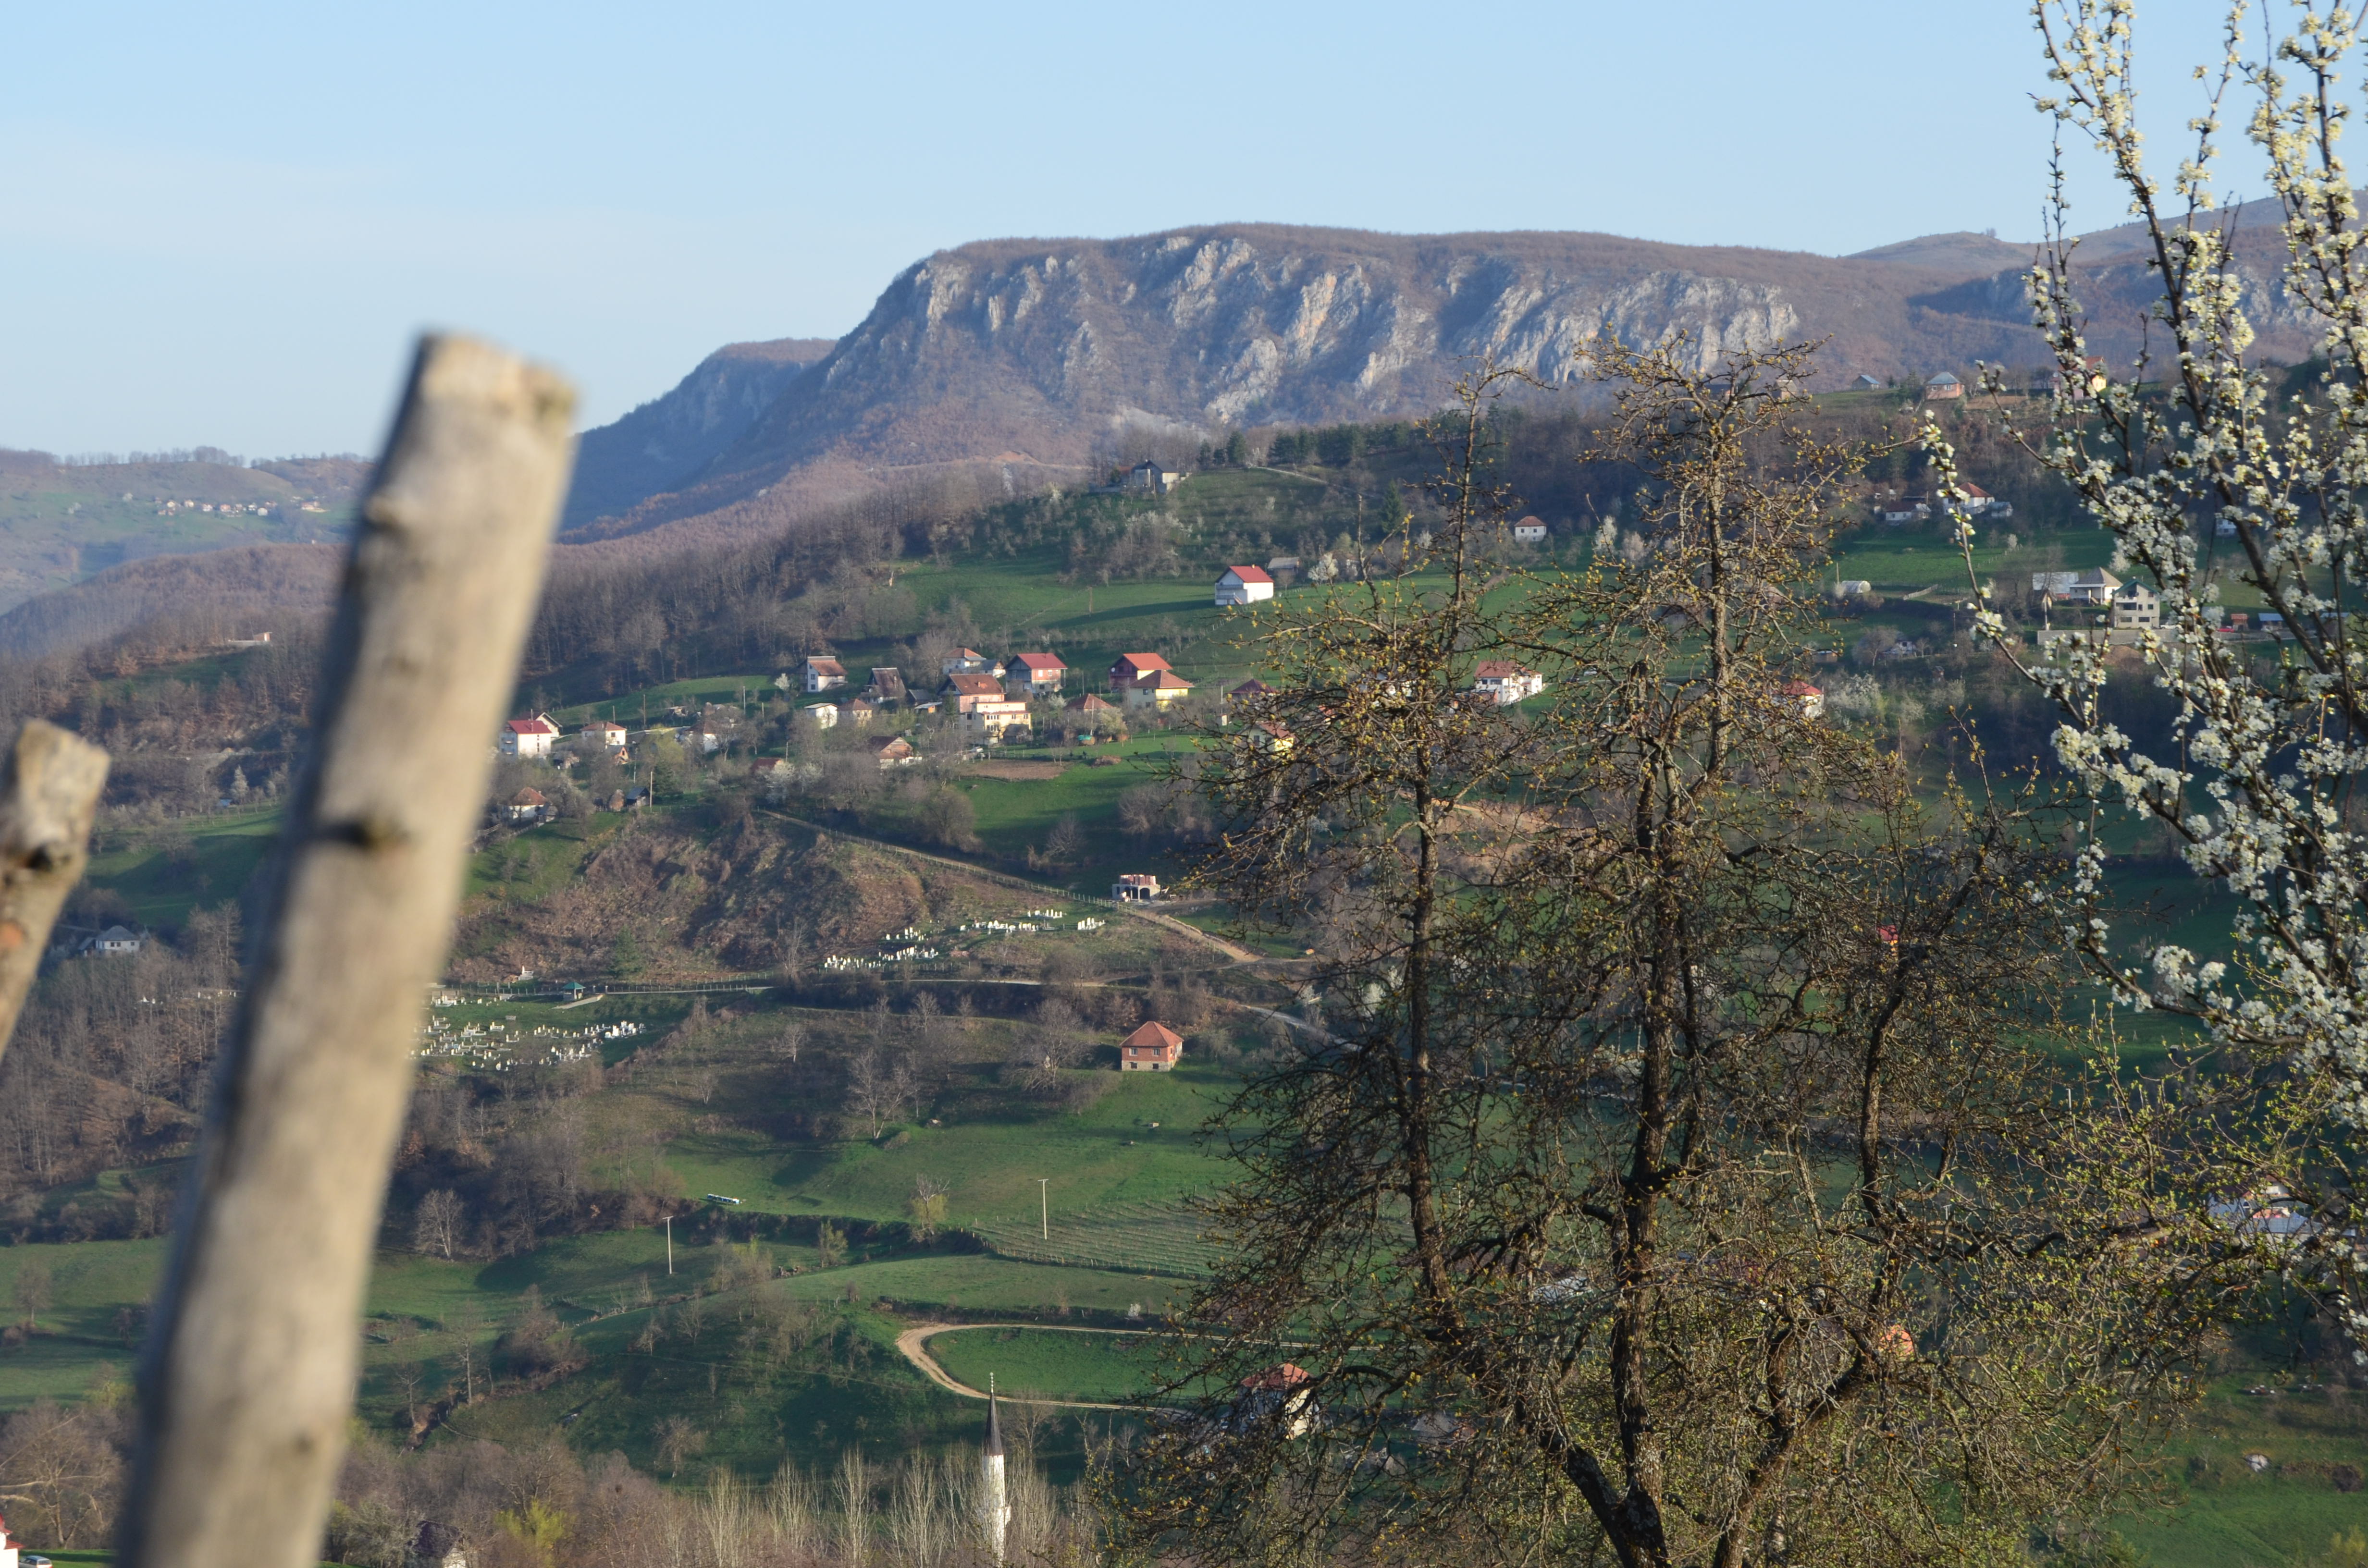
top-left (2, 0), bottom-right (2257, 457)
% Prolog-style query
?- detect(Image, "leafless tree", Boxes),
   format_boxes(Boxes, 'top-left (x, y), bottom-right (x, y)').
top-left (411, 1190), bottom-right (462, 1261)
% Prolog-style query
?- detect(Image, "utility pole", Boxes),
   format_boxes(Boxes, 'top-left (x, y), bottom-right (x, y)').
top-left (1038, 1179), bottom-right (1048, 1240)
top-left (665, 1214), bottom-right (673, 1275)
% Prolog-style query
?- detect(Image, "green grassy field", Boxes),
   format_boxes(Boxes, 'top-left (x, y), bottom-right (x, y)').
top-left (927, 1325), bottom-right (1166, 1404)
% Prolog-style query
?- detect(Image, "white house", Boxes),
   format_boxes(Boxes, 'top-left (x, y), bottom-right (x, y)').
top-left (500, 715), bottom-right (559, 758)
top-left (1782, 681), bottom-right (1825, 720)
top-left (802, 703), bottom-right (839, 729)
top-left (1215, 565), bottom-right (1275, 607)
top-left (943, 649), bottom-right (1006, 680)
top-left (965, 696), bottom-right (1032, 743)
top-left (1123, 671), bottom-right (1195, 710)
top-left (1113, 873), bottom-right (1162, 902)
top-left (1471, 661), bottom-right (1545, 705)
top-left (805, 657), bottom-right (848, 694)
top-left (1123, 461), bottom-right (1185, 496)
top-left (1512, 517), bottom-right (1549, 544)
top-left (92, 925), bottom-right (143, 957)
top-left (585, 720), bottom-right (628, 749)
top-left (1008, 651), bottom-right (1066, 695)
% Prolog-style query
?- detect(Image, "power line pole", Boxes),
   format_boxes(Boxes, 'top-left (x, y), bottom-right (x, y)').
top-left (665, 1214), bottom-right (673, 1275)
top-left (1038, 1179), bottom-right (1049, 1240)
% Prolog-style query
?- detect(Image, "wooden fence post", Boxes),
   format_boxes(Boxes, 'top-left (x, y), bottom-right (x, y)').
top-left (0, 721), bottom-right (109, 1049)
top-left (119, 336), bottom-right (575, 1568)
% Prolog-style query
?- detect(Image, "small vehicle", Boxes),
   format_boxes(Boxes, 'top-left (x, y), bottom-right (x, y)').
top-left (705, 1193), bottom-right (743, 1206)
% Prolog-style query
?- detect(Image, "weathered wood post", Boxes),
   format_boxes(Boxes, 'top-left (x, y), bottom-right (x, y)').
top-left (0, 721), bottom-right (110, 1048)
top-left (119, 336), bottom-right (575, 1568)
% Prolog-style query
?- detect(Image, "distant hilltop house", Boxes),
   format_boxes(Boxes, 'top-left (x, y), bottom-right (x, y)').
top-left (1782, 680), bottom-right (1825, 720)
top-left (506, 787), bottom-right (549, 824)
top-left (944, 649), bottom-right (1006, 680)
top-left (219, 631), bottom-right (273, 649)
top-left (1880, 497), bottom-right (1931, 526)
top-left (1121, 1020), bottom-right (1185, 1072)
top-left (88, 924), bottom-right (144, 958)
top-left (804, 656), bottom-right (848, 694)
top-left (1833, 579), bottom-right (1873, 600)
top-left (1512, 516), bottom-right (1549, 544)
top-left (1113, 873), bottom-right (1162, 902)
top-left (1853, 373), bottom-right (1883, 390)
top-left (585, 720), bottom-right (628, 749)
top-left (868, 734), bottom-right (919, 768)
top-left (1216, 565), bottom-right (1275, 607)
top-left (500, 714), bottom-right (559, 758)
top-left (1007, 651), bottom-right (1066, 696)
top-left (1122, 460), bottom-right (1186, 496)
top-left (1924, 371), bottom-right (1964, 400)
top-left (1471, 661), bottom-right (1545, 705)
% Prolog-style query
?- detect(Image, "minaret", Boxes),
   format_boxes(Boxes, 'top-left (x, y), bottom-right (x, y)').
top-left (982, 1377), bottom-right (1011, 1565)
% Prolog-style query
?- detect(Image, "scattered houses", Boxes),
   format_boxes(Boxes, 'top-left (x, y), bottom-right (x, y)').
top-left (804, 656), bottom-right (849, 694)
top-left (500, 714), bottom-right (559, 759)
top-left (1008, 651), bottom-right (1067, 696)
top-left (1471, 661), bottom-right (1546, 705)
top-left (1512, 516), bottom-right (1549, 543)
top-left (1121, 1020), bottom-right (1185, 1072)
top-left (1113, 872), bottom-right (1162, 902)
top-left (868, 735), bottom-right (920, 768)
top-left (1215, 564), bottom-right (1275, 607)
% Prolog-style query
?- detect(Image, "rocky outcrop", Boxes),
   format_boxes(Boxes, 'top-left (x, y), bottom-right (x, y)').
top-left (561, 336), bottom-right (835, 529)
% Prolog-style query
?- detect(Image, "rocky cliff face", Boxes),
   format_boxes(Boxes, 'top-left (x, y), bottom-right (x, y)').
top-left (542, 220), bottom-right (2336, 547)
top-left (561, 337), bottom-right (835, 529)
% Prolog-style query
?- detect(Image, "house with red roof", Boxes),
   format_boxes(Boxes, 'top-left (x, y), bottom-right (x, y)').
top-left (1121, 1020), bottom-right (1184, 1071)
top-left (804, 656), bottom-right (848, 694)
top-left (1470, 662), bottom-right (1545, 705)
top-left (500, 714), bottom-right (559, 758)
top-left (943, 672), bottom-right (1006, 714)
top-left (1008, 651), bottom-right (1067, 696)
top-left (1216, 565), bottom-right (1275, 606)
top-left (1109, 652), bottom-right (1171, 689)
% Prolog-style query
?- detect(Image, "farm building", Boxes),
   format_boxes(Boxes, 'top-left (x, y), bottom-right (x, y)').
top-left (1121, 1021), bottom-right (1184, 1071)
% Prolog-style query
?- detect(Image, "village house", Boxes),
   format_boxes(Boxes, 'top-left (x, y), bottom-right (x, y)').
top-left (1783, 680), bottom-right (1825, 720)
top-left (2035, 567), bottom-right (2121, 607)
top-left (839, 697), bottom-right (876, 727)
top-left (1228, 678), bottom-right (1272, 702)
top-left (506, 787), bottom-right (549, 824)
top-left (867, 667), bottom-right (908, 706)
top-left (804, 656), bottom-right (848, 694)
top-left (1215, 565), bottom-right (1275, 607)
top-left (868, 734), bottom-right (920, 768)
top-left (1266, 555), bottom-right (1302, 577)
top-left (1007, 651), bottom-right (1066, 696)
top-left (1471, 661), bottom-right (1546, 705)
top-left (585, 720), bottom-right (628, 749)
top-left (943, 649), bottom-right (1005, 680)
top-left (2112, 580), bottom-right (2160, 629)
top-left (1853, 373), bottom-right (1883, 390)
top-left (1113, 872), bottom-right (1162, 902)
top-left (1125, 671), bottom-right (1195, 710)
top-left (1122, 460), bottom-right (1185, 496)
top-left (1109, 651), bottom-right (1172, 690)
top-left (1512, 516), bottom-right (1549, 543)
top-left (1251, 719), bottom-right (1294, 753)
top-left (91, 924), bottom-right (144, 957)
top-left (500, 714), bottom-right (559, 759)
top-left (1924, 371), bottom-right (1964, 400)
top-left (1120, 1020), bottom-right (1185, 1072)
top-left (965, 696), bottom-right (1032, 743)
top-left (943, 672), bottom-right (1007, 714)
top-left (802, 702), bottom-right (839, 729)
top-left (1237, 1363), bottom-right (1319, 1438)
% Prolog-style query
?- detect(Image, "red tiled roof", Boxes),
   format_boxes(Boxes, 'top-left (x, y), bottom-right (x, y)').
top-left (945, 673), bottom-right (1002, 697)
top-left (1240, 1363), bottom-right (1311, 1390)
top-left (1222, 564), bottom-right (1274, 585)
top-left (808, 658), bottom-right (846, 676)
top-left (506, 716), bottom-right (558, 736)
top-left (1012, 652), bottom-right (1066, 672)
top-left (1471, 661), bottom-right (1531, 680)
top-left (1144, 671), bottom-right (1194, 690)
top-left (1113, 652), bottom-right (1172, 676)
top-left (1122, 1021), bottom-right (1184, 1053)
